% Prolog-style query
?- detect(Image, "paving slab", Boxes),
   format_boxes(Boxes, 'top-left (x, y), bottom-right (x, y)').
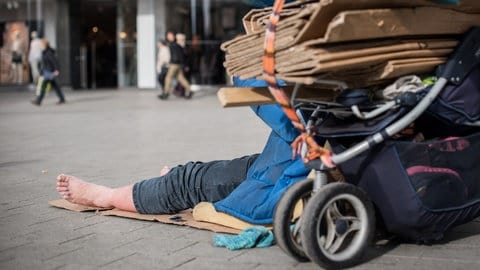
top-left (0, 88), bottom-right (479, 269)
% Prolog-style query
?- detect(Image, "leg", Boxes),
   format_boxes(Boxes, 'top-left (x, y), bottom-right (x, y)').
top-left (50, 79), bottom-right (66, 102)
top-left (163, 65), bottom-right (179, 95)
top-left (157, 73), bottom-right (164, 91)
top-left (176, 70), bottom-right (191, 96)
top-left (158, 67), bottom-right (168, 89)
top-left (56, 154), bottom-right (259, 215)
top-left (56, 174), bottom-right (137, 212)
top-left (56, 167), bottom-right (171, 212)
top-left (133, 154), bottom-right (260, 214)
top-left (33, 78), bottom-right (49, 104)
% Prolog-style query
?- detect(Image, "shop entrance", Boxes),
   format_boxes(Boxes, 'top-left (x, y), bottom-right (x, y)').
top-left (69, 0), bottom-right (117, 89)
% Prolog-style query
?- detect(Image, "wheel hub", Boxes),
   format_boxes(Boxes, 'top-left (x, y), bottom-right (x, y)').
top-left (335, 219), bottom-right (348, 235)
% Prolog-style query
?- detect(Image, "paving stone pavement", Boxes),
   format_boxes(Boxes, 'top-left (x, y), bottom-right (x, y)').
top-left (0, 88), bottom-right (479, 270)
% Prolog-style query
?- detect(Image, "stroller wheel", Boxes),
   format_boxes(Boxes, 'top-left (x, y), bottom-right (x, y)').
top-left (273, 178), bottom-right (313, 262)
top-left (301, 182), bottom-right (375, 269)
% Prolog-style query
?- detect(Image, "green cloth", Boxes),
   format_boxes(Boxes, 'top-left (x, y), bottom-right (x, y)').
top-left (213, 226), bottom-right (275, 250)
top-left (422, 76), bottom-right (438, 86)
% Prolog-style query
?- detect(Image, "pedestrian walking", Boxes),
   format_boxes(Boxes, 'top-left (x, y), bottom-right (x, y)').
top-left (159, 31), bottom-right (193, 100)
top-left (31, 39), bottom-right (66, 105)
top-left (156, 39), bottom-right (170, 97)
top-left (173, 33), bottom-right (191, 97)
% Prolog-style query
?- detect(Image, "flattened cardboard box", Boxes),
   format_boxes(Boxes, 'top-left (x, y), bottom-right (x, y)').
top-left (227, 5), bottom-right (476, 79)
top-left (49, 199), bottom-right (241, 235)
top-left (241, 0), bottom-right (480, 41)
top-left (217, 85), bottom-right (336, 108)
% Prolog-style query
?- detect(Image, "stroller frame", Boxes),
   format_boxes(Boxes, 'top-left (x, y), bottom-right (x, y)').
top-left (264, 0), bottom-right (480, 267)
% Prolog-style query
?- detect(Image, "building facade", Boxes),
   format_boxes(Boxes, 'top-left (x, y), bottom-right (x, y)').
top-left (0, 0), bottom-right (250, 89)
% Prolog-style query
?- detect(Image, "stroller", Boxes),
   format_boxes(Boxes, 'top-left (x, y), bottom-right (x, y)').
top-left (268, 19), bottom-right (480, 270)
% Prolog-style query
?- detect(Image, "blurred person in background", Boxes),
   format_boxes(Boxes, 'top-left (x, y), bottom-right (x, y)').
top-left (31, 39), bottom-right (66, 105)
top-left (159, 31), bottom-right (193, 100)
top-left (173, 33), bottom-right (190, 97)
top-left (156, 39), bottom-right (170, 97)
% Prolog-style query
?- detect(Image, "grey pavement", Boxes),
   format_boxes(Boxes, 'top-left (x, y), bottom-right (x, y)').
top-left (0, 88), bottom-right (479, 270)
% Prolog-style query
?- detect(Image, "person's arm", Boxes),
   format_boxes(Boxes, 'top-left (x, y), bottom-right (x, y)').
top-left (156, 51), bottom-right (161, 73)
top-left (233, 76), bottom-right (299, 143)
top-left (163, 48), bottom-right (171, 66)
top-left (50, 52), bottom-right (60, 76)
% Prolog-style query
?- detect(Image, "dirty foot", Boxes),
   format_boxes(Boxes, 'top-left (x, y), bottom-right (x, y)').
top-left (56, 174), bottom-right (113, 208)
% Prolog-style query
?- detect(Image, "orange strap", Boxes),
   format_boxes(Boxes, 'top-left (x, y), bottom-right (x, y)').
top-left (262, 0), bottom-right (333, 167)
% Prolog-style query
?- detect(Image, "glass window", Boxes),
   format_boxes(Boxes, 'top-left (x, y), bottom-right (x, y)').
top-left (164, 0), bottom-right (250, 85)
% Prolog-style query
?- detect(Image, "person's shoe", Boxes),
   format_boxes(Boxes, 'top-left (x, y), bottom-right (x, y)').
top-left (158, 93), bottom-right (169, 100)
top-left (31, 100), bottom-right (41, 106)
top-left (56, 100), bottom-right (66, 105)
top-left (184, 91), bottom-right (193, 100)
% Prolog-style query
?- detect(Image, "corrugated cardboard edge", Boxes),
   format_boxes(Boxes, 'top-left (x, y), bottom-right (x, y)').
top-left (49, 199), bottom-right (241, 234)
top-left (49, 199), bottom-right (113, 212)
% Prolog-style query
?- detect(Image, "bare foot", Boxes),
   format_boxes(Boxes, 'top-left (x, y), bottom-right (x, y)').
top-left (160, 166), bottom-right (170, 176)
top-left (56, 174), bottom-right (113, 208)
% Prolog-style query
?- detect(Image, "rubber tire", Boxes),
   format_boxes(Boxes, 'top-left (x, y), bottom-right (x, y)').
top-left (273, 178), bottom-right (313, 262)
top-left (301, 182), bottom-right (375, 269)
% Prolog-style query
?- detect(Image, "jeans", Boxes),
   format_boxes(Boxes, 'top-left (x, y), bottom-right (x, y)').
top-left (132, 154), bottom-right (259, 214)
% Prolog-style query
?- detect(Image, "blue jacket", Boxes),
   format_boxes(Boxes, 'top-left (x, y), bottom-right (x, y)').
top-left (214, 77), bottom-right (310, 224)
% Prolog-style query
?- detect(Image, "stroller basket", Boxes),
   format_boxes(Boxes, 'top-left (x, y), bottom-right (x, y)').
top-left (336, 132), bottom-right (480, 242)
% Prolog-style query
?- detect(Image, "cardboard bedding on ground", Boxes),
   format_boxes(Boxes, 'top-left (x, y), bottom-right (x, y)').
top-left (48, 199), bottom-right (276, 235)
top-left (223, 0), bottom-right (480, 87)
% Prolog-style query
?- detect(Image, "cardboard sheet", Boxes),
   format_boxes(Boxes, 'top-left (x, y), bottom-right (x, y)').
top-left (277, 56), bottom-right (447, 86)
top-left (242, 0), bottom-right (480, 43)
top-left (49, 199), bottom-right (113, 212)
top-left (230, 39), bottom-right (456, 80)
top-left (280, 48), bottom-right (453, 76)
top-left (49, 199), bottom-right (241, 234)
top-left (217, 85), bottom-right (336, 107)
top-left (316, 7), bottom-right (480, 44)
top-left (242, 0), bottom-right (317, 33)
top-left (223, 0), bottom-right (480, 86)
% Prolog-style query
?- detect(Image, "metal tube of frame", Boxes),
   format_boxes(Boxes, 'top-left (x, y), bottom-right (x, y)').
top-left (331, 77), bottom-right (448, 165)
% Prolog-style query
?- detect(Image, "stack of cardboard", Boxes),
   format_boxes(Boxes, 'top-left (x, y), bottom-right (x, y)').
top-left (222, 0), bottom-right (480, 88)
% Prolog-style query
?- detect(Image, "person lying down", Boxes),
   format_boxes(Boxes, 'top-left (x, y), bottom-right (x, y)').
top-left (56, 154), bottom-right (259, 214)
top-left (55, 77), bottom-right (310, 225)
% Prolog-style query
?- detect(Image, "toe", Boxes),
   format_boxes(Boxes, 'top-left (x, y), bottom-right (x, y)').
top-left (57, 186), bottom-right (68, 192)
top-left (57, 181), bottom-right (69, 187)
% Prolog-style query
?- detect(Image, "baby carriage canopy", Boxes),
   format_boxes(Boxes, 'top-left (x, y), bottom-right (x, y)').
top-left (426, 64), bottom-right (480, 126)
